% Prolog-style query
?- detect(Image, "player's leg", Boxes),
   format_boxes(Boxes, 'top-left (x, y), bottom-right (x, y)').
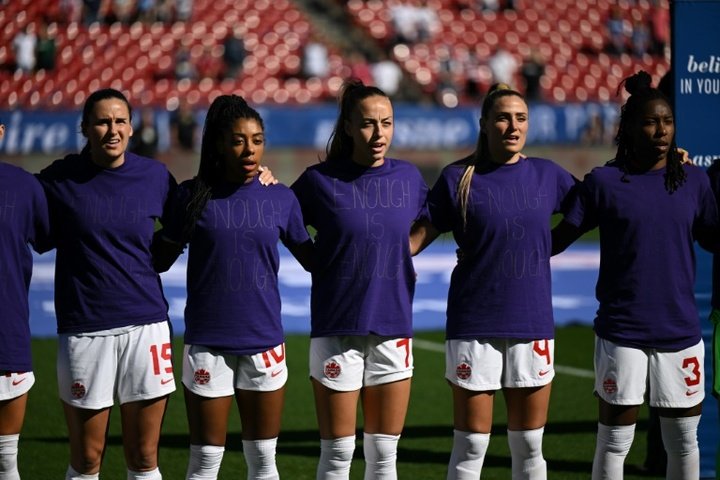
top-left (445, 339), bottom-right (504, 480)
top-left (116, 322), bottom-right (176, 479)
top-left (591, 337), bottom-right (647, 480)
top-left (235, 343), bottom-right (289, 480)
top-left (361, 336), bottom-right (413, 480)
top-left (181, 344), bottom-right (236, 479)
top-left (652, 340), bottom-right (705, 480)
top-left (0, 372), bottom-right (33, 480)
top-left (503, 339), bottom-right (554, 480)
top-left (310, 337), bottom-right (364, 479)
top-left (57, 333), bottom-right (119, 478)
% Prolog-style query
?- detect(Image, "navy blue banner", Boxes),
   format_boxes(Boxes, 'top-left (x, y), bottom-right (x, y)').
top-left (0, 102), bottom-right (620, 154)
top-left (673, 0), bottom-right (720, 168)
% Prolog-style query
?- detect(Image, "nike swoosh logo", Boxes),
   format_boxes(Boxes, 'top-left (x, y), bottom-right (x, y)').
top-left (538, 370), bottom-right (550, 376)
top-left (686, 390), bottom-right (698, 396)
top-left (160, 378), bottom-right (174, 385)
top-left (271, 369), bottom-right (283, 378)
top-left (12, 377), bottom-right (26, 386)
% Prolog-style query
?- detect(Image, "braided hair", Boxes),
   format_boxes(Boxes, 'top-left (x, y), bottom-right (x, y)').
top-left (179, 94), bottom-right (265, 244)
top-left (457, 83), bottom-right (525, 229)
top-left (325, 79), bottom-right (389, 164)
top-left (614, 70), bottom-right (685, 192)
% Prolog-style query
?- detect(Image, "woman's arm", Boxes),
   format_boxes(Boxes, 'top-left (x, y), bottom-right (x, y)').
top-left (551, 219), bottom-right (585, 256)
top-left (288, 239), bottom-right (315, 273)
top-left (409, 218), bottom-right (441, 256)
top-left (151, 231), bottom-right (185, 273)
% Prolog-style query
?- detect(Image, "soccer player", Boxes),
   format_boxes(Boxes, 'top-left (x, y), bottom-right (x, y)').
top-left (37, 88), bottom-right (177, 480)
top-left (152, 94), bottom-right (313, 480)
top-left (552, 70), bottom-right (720, 479)
top-left (290, 79), bottom-right (428, 479)
top-left (409, 83), bottom-right (578, 479)
top-left (0, 119), bottom-right (51, 480)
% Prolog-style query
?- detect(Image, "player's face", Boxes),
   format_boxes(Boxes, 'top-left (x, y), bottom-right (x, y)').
top-left (83, 98), bottom-right (133, 168)
top-left (345, 95), bottom-right (394, 167)
top-left (482, 94), bottom-right (528, 164)
top-left (632, 98), bottom-right (674, 166)
top-left (220, 118), bottom-right (265, 183)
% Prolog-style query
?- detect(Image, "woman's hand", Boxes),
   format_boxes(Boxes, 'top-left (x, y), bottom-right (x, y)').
top-left (258, 165), bottom-right (278, 185)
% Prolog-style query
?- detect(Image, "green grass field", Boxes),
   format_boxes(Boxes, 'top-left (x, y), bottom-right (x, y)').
top-left (18, 325), bottom-right (659, 479)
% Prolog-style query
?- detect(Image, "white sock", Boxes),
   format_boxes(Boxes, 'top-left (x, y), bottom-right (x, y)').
top-left (186, 444), bottom-right (224, 479)
top-left (317, 435), bottom-right (355, 480)
top-left (363, 433), bottom-right (400, 480)
top-left (660, 415), bottom-right (701, 479)
top-left (127, 467), bottom-right (161, 480)
top-left (65, 466), bottom-right (99, 480)
top-left (242, 438), bottom-right (279, 480)
top-left (591, 423), bottom-right (635, 480)
top-left (446, 430), bottom-right (490, 480)
top-left (0, 434), bottom-right (19, 480)
top-left (507, 427), bottom-right (546, 480)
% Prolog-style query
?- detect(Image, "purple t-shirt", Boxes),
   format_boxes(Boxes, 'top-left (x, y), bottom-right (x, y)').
top-left (565, 163), bottom-right (719, 350)
top-left (427, 157), bottom-right (576, 340)
top-left (0, 163), bottom-right (50, 371)
top-left (708, 161), bottom-right (720, 310)
top-left (163, 178), bottom-right (310, 355)
top-left (37, 152), bottom-right (176, 334)
top-left (291, 158), bottom-right (428, 338)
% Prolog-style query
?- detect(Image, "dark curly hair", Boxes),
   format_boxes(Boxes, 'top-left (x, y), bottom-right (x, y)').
top-left (614, 70), bottom-right (685, 193)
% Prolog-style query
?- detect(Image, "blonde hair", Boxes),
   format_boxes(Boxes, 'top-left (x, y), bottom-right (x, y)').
top-left (457, 83), bottom-right (524, 228)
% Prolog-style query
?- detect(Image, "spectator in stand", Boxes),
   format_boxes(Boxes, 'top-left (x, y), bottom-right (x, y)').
top-left (81, 0), bottom-right (103, 25)
top-left (136, 0), bottom-right (158, 23)
top-left (130, 108), bottom-right (160, 159)
top-left (12, 25), bottom-right (37, 74)
top-left (170, 98), bottom-right (198, 152)
top-left (196, 45), bottom-right (224, 81)
top-left (488, 47), bottom-right (517, 86)
top-left (390, 1), bottom-right (416, 44)
top-left (520, 48), bottom-right (545, 102)
top-left (35, 21), bottom-right (56, 72)
top-left (630, 18), bottom-right (652, 58)
top-left (371, 52), bottom-right (404, 98)
top-left (106, 0), bottom-right (135, 24)
top-left (348, 50), bottom-right (374, 86)
top-left (175, 44), bottom-right (197, 81)
top-left (222, 27), bottom-right (246, 80)
top-left (606, 6), bottom-right (628, 55)
top-left (60, 0), bottom-right (83, 24)
top-left (175, 0), bottom-right (193, 21)
top-left (650, 0), bottom-right (670, 56)
top-left (415, 0), bottom-right (439, 42)
top-left (302, 36), bottom-right (330, 80)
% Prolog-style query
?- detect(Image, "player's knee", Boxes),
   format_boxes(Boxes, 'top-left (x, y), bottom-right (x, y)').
top-left (660, 415), bottom-right (700, 455)
top-left (125, 443), bottom-right (158, 472)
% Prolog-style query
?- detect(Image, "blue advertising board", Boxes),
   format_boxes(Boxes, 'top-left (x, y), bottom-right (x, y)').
top-left (0, 102), bottom-right (620, 154)
top-left (673, 0), bottom-right (720, 168)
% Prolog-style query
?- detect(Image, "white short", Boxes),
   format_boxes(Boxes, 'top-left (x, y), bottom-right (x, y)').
top-left (0, 372), bottom-right (35, 401)
top-left (445, 338), bottom-right (555, 391)
top-left (594, 336), bottom-right (705, 408)
top-left (57, 321), bottom-right (177, 409)
top-left (182, 343), bottom-right (288, 397)
top-left (309, 336), bottom-right (413, 392)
